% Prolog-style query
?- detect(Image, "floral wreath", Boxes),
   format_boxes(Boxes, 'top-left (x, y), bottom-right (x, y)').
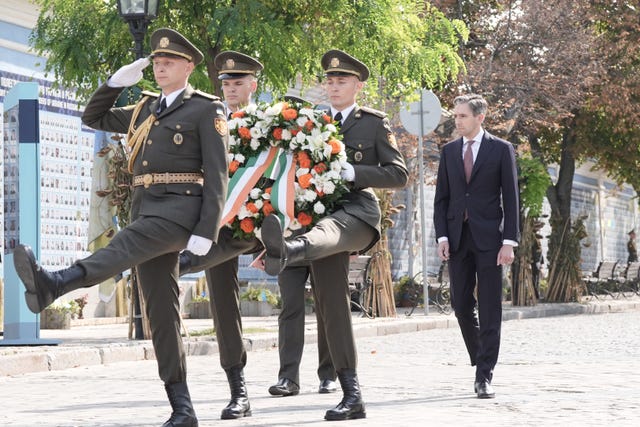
top-left (221, 100), bottom-right (350, 239)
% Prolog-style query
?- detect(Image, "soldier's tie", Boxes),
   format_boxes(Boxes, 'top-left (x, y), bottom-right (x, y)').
top-left (464, 139), bottom-right (475, 183)
top-left (157, 97), bottom-right (167, 114)
top-left (333, 111), bottom-right (343, 125)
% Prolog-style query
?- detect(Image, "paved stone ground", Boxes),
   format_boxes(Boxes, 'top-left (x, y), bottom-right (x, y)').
top-left (2, 310), bottom-right (639, 426)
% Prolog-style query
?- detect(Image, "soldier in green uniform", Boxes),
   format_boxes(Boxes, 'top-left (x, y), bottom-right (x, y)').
top-left (260, 49), bottom-right (409, 421)
top-left (13, 28), bottom-right (228, 427)
top-left (180, 50), bottom-right (263, 420)
top-left (628, 229), bottom-right (637, 263)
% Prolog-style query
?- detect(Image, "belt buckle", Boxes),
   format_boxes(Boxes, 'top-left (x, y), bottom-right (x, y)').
top-left (143, 173), bottom-right (153, 188)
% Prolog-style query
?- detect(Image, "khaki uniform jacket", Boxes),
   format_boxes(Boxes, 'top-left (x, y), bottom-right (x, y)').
top-left (339, 106), bottom-right (408, 250)
top-left (82, 84), bottom-right (229, 242)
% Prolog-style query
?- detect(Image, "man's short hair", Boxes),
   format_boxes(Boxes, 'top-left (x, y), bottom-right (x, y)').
top-left (454, 94), bottom-right (488, 116)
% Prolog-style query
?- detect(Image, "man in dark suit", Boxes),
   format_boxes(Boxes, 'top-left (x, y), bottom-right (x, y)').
top-left (433, 94), bottom-right (519, 399)
top-left (14, 28), bottom-right (228, 426)
top-left (260, 49), bottom-right (408, 421)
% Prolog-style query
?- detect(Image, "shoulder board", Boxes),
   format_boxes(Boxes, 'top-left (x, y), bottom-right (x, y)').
top-left (141, 90), bottom-right (160, 98)
top-left (359, 106), bottom-right (387, 119)
top-left (193, 90), bottom-right (220, 101)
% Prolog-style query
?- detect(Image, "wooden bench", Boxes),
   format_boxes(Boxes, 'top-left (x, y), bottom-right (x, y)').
top-left (583, 260), bottom-right (618, 300)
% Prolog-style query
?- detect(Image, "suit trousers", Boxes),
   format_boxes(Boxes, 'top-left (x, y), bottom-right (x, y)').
top-left (277, 265), bottom-right (335, 385)
top-left (77, 216), bottom-right (191, 384)
top-left (448, 222), bottom-right (503, 383)
top-left (189, 226), bottom-right (262, 370)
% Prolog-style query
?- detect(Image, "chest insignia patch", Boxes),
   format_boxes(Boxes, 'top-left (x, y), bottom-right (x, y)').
top-left (173, 133), bottom-right (183, 145)
top-left (354, 151), bottom-right (363, 162)
top-left (215, 117), bottom-right (228, 136)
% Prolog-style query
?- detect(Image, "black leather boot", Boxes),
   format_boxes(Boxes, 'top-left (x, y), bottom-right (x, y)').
top-left (324, 369), bottom-right (366, 421)
top-left (261, 215), bottom-right (307, 275)
top-left (221, 367), bottom-right (251, 419)
top-left (13, 244), bottom-right (86, 314)
top-left (179, 251), bottom-right (193, 276)
top-left (163, 382), bottom-right (198, 427)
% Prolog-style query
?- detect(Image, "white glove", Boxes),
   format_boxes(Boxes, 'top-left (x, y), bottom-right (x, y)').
top-left (107, 57), bottom-right (150, 88)
top-left (186, 235), bottom-right (213, 256)
top-left (340, 162), bottom-right (355, 182)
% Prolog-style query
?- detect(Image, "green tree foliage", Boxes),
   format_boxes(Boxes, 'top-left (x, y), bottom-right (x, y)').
top-left (30, 0), bottom-right (467, 103)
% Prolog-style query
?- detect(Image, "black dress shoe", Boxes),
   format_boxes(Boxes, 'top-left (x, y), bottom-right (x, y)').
top-left (268, 378), bottom-right (300, 396)
top-left (474, 380), bottom-right (495, 399)
top-left (318, 379), bottom-right (338, 394)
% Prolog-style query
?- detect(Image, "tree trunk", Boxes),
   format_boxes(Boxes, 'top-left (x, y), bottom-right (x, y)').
top-left (545, 127), bottom-right (585, 302)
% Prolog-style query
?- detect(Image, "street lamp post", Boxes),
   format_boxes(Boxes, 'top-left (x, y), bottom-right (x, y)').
top-left (117, 0), bottom-right (160, 59)
top-left (116, 0), bottom-right (160, 340)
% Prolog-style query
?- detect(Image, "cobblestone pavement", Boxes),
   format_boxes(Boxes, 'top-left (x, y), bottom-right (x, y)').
top-left (2, 310), bottom-right (639, 426)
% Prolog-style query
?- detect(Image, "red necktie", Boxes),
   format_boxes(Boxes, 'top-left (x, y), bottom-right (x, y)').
top-left (464, 140), bottom-right (475, 183)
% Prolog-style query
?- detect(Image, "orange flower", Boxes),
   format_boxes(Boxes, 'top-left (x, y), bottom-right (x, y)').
top-left (313, 163), bottom-right (328, 174)
top-left (291, 128), bottom-right (300, 136)
top-left (322, 114), bottom-right (332, 123)
top-left (297, 151), bottom-right (312, 169)
top-left (238, 127), bottom-right (251, 140)
top-left (229, 160), bottom-right (240, 173)
top-left (316, 189), bottom-right (325, 197)
top-left (262, 201), bottom-right (275, 216)
top-left (304, 120), bottom-right (314, 131)
top-left (328, 138), bottom-right (342, 154)
top-left (273, 127), bottom-right (283, 140)
top-left (297, 212), bottom-right (313, 226)
top-left (265, 187), bottom-right (272, 194)
top-left (246, 202), bottom-right (259, 214)
top-left (240, 218), bottom-right (255, 233)
top-left (298, 173), bottom-right (313, 189)
top-left (231, 111), bottom-right (245, 119)
top-left (282, 108), bottom-right (298, 121)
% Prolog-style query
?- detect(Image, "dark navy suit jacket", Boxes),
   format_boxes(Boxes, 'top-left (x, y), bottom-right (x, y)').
top-left (433, 131), bottom-right (519, 252)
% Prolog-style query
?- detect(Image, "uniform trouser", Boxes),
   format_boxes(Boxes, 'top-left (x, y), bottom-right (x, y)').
top-left (277, 265), bottom-right (335, 385)
top-left (300, 210), bottom-right (376, 371)
top-left (77, 216), bottom-right (191, 384)
top-left (448, 222), bottom-right (503, 383)
top-left (189, 226), bottom-right (262, 370)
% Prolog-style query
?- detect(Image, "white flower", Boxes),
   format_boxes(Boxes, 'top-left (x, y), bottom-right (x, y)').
top-left (313, 201), bottom-right (326, 214)
top-left (250, 138), bottom-right (261, 150)
top-left (238, 205), bottom-right (252, 219)
top-left (245, 104), bottom-right (258, 115)
top-left (296, 168), bottom-right (310, 177)
top-left (228, 135), bottom-right (239, 147)
top-left (254, 199), bottom-right (264, 209)
top-left (235, 153), bottom-right (245, 163)
top-left (250, 188), bottom-right (262, 199)
top-left (281, 129), bottom-right (292, 141)
top-left (250, 127), bottom-right (263, 139)
top-left (288, 218), bottom-right (302, 231)
top-left (330, 160), bottom-right (342, 173)
top-left (303, 189), bottom-right (317, 202)
top-left (227, 153), bottom-right (235, 163)
top-left (323, 180), bottom-right (336, 195)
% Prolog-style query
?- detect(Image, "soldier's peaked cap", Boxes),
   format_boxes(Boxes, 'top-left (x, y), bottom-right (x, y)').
top-left (149, 28), bottom-right (204, 65)
top-left (321, 49), bottom-right (369, 82)
top-left (214, 51), bottom-right (264, 80)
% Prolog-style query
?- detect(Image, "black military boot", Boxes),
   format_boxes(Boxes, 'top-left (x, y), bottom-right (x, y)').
top-left (178, 251), bottom-right (193, 276)
top-left (324, 369), bottom-right (366, 421)
top-left (221, 367), bottom-right (251, 419)
top-left (13, 244), bottom-right (86, 314)
top-left (163, 382), bottom-right (198, 427)
top-left (261, 215), bottom-right (307, 275)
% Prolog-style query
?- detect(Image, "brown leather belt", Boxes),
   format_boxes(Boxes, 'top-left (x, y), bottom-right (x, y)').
top-left (133, 172), bottom-right (204, 188)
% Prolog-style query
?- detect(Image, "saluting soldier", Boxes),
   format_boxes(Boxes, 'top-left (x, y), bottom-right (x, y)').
top-left (260, 49), bottom-right (409, 421)
top-left (13, 28), bottom-right (228, 427)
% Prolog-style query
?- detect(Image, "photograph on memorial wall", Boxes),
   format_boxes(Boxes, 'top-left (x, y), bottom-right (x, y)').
top-left (3, 104), bottom-right (19, 256)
